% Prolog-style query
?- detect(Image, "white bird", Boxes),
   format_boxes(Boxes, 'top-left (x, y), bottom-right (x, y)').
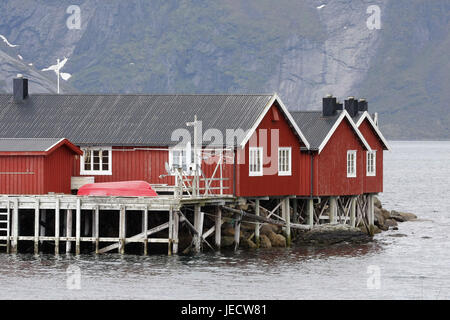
top-left (317, 4), bottom-right (326, 9)
top-left (17, 54), bottom-right (23, 60)
top-left (0, 34), bottom-right (18, 47)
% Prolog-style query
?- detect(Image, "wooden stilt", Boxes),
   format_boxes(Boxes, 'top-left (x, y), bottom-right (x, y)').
top-left (173, 211), bottom-right (179, 254)
top-left (193, 204), bottom-right (203, 253)
top-left (368, 194), bottom-right (375, 227)
top-left (66, 209), bottom-right (72, 254)
top-left (55, 198), bottom-right (60, 255)
top-left (283, 198), bottom-right (291, 247)
top-left (94, 206), bottom-right (99, 254)
top-left (12, 198), bottom-right (18, 254)
top-left (119, 205), bottom-right (126, 254)
top-left (214, 206), bottom-right (222, 250)
top-left (292, 199), bottom-right (298, 223)
top-left (329, 197), bottom-right (337, 224)
top-left (33, 199), bottom-right (39, 254)
top-left (142, 207), bottom-right (148, 255)
top-left (168, 208), bottom-right (173, 256)
top-left (75, 198), bottom-right (81, 255)
top-left (254, 199), bottom-right (260, 248)
top-left (6, 199), bottom-right (10, 254)
top-left (234, 213), bottom-right (241, 251)
top-left (350, 197), bottom-right (357, 227)
top-left (307, 198), bottom-right (314, 227)
top-left (40, 209), bottom-right (46, 242)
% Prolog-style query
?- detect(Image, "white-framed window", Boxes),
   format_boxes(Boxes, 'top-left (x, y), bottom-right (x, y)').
top-left (366, 150), bottom-right (376, 176)
top-left (278, 147), bottom-right (292, 176)
top-left (80, 147), bottom-right (112, 175)
top-left (249, 147), bottom-right (263, 176)
top-left (347, 150), bottom-right (357, 178)
top-left (169, 145), bottom-right (192, 175)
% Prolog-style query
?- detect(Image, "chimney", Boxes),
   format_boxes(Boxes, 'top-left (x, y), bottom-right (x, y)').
top-left (13, 74), bottom-right (28, 102)
top-left (335, 101), bottom-right (344, 111)
top-left (344, 96), bottom-right (358, 117)
top-left (322, 95), bottom-right (337, 117)
top-left (358, 98), bottom-right (368, 112)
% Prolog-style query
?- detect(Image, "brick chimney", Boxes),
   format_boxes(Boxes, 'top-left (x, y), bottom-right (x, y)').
top-left (358, 98), bottom-right (368, 112)
top-left (344, 96), bottom-right (358, 117)
top-left (322, 95), bottom-right (337, 117)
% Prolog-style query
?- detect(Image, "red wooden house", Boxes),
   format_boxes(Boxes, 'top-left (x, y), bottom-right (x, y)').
top-left (291, 96), bottom-right (372, 197)
top-left (0, 77), bottom-right (310, 198)
top-left (0, 138), bottom-right (82, 194)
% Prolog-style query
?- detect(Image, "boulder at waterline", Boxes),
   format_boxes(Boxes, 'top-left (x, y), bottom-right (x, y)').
top-left (390, 210), bottom-right (417, 222)
top-left (221, 236), bottom-right (235, 248)
top-left (297, 224), bottom-right (372, 245)
top-left (266, 230), bottom-right (287, 247)
top-left (259, 234), bottom-right (272, 248)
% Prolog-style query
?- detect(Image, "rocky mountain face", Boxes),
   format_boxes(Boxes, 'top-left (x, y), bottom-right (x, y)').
top-left (0, 0), bottom-right (448, 139)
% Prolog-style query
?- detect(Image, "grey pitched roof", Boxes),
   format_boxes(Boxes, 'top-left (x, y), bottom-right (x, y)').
top-left (0, 138), bottom-right (63, 152)
top-left (290, 111), bottom-right (341, 150)
top-left (0, 94), bottom-right (275, 146)
top-left (352, 112), bottom-right (365, 125)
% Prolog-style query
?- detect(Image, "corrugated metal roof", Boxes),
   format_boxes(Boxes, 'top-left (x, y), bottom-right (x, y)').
top-left (0, 94), bottom-right (275, 146)
top-left (0, 138), bottom-right (62, 152)
top-left (290, 111), bottom-right (341, 150)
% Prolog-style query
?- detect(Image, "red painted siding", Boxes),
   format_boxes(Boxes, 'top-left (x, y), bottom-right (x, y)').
top-left (359, 119), bottom-right (384, 193)
top-left (44, 145), bottom-right (76, 194)
top-left (0, 155), bottom-right (44, 194)
top-left (313, 118), bottom-right (365, 196)
top-left (236, 102), bottom-right (307, 197)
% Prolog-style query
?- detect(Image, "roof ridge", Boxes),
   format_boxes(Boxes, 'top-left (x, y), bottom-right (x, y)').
top-left (0, 93), bottom-right (275, 97)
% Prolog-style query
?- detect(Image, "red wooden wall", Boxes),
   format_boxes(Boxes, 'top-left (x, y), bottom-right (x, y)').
top-left (44, 145), bottom-right (77, 194)
top-left (235, 101), bottom-right (308, 197)
top-left (358, 119), bottom-right (384, 193)
top-left (313, 118), bottom-right (366, 196)
top-left (0, 155), bottom-right (44, 194)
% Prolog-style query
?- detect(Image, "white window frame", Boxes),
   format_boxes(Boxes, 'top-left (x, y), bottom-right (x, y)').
top-left (80, 147), bottom-right (112, 176)
top-left (249, 147), bottom-right (263, 177)
top-left (168, 145), bottom-right (192, 176)
top-left (278, 147), bottom-right (292, 176)
top-left (366, 150), bottom-right (376, 176)
top-left (347, 150), bottom-right (357, 178)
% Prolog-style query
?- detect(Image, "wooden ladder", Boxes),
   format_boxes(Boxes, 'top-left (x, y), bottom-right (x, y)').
top-left (0, 207), bottom-right (10, 253)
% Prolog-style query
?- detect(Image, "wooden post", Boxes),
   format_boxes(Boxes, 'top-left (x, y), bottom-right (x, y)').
top-left (142, 207), bottom-right (148, 255)
top-left (307, 198), bottom-right (314, 227)
top-left (292, 199), bottom-right (298, 223)
top-left (11, 198), bottom-right (18, 254)
top-left (168, 208), bottom-right (173, 256)
top-left (254, 199), bottom-right (260, 248)
top-left (75, 198), bottom-right (81, 255)
top-left (193, 204), bottom-right (203, 253)
top-left (119, 205), bottom-right (126, 254)
top-left (173, 211), bottom-right (179, 254)
top-left (55, 198), bottom-right (60, 255)
top-left (40, 209), bottom-right (46, 241)
top-left (33, 199), bottom-right (39, 254)
top-left (350, 197), bottom-right (357, 228)
top-left (368, 195), bottom-right (375, 227)
top-left (234, 213), bottom-right (241, 251)
top-left (6, 199), bottom-right (10, 254)
top-left (215, 206), bottom-right (222, 250)
top-left (329, 197), bottom-right (337, 224)
top-left (66, 209), bottom-right (72, 254)
top-left (94, 206), bottom-right (99, 254)
top-left (283, 198), bottom-right (291, 247)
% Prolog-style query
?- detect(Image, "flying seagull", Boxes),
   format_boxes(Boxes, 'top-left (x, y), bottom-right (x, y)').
top-left (0, 34), bottom-right (18, 47)
top-left (317, 4), bottom-right (326, 9)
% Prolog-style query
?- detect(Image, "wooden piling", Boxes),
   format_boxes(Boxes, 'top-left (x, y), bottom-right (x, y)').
top-left (173, 211), bottom-right (179, 254)
top-left (329, 197), bottom-right (337, 224)
top-left (368, 195), bottom-right (375, 227)
top-left (55, 198), bottom-right (60, 255)
top-left (75, 198), bottom-right (81, 255)
top-left (193, 204), bottom-right (203, 253)
top-left (6, 199), bottom-right (10, 254)
top-left (254, 199), bottom-right (260, 247)
top-left (307, 198), bottom-right (314, 227)
top-left (234, 213), bottom-right (241, 251)
top-left (350, 197), bottom-right (356, 227)
top-left (66, 209), bottom-right (72, 254)
top-left (94, 206), bottom-right (99, 254)
top-left (142, 207), bottom-right (148, 255)
top-left (283, 198), bottom-right (291, 247)
top-left (119, 205), bottom-right (126, 254)
top-left (215, 206), bottom-right (222, 250)
top-left (168, 208), bottom-right (173, 256)
top-left (12, 198), bottom-right (18, 254)
top-left (34, 199), bottom-right (39, 254)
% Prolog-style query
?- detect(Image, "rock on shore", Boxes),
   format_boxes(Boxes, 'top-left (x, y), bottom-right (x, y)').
top-left (296, 224), bottom-right (372, 245)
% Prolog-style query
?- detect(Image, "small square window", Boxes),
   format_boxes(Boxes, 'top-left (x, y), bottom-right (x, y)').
top-left (278, 147), bottom-right (291, 176)
top-left (249, 147), bottom-right (263, 176)
top-left (347, 150), bottom-right (357, 178)
top-left (81, 147), bottom-right (112, 175)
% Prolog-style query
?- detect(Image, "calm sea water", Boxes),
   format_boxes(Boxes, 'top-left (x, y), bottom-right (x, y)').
top-left (0, 141), bottom-right (449, 300)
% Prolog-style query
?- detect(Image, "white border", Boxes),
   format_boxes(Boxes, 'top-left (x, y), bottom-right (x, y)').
top-left (249, 147), bottom-right (263, 177)
top-left (317, 110), bottom-right (372, 154)
top-left (356, 111), bottom-right (391, 151)
top-left (347, 150), bottom-right (357, 178)
top-left (239, 94), bottom-right (310, 150)
top-left (80, 146), bottom-right (112, 176)
top-left (278, 147), bottom-right (292, 176)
